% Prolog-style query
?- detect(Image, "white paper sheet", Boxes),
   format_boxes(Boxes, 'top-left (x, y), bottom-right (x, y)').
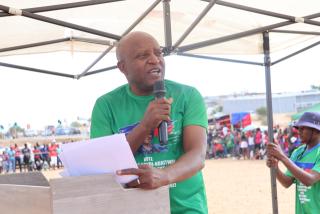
top-left (59, 134), bottom-right (138, 184)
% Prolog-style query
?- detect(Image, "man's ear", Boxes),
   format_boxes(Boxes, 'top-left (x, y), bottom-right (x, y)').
top-left (117, 61), bottom-right (127, 75)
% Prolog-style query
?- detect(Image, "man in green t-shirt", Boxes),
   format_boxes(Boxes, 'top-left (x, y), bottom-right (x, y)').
top-left (267, 112), bottom-right (320, 214)
top-left (90, 31), bottom-right (208, 214)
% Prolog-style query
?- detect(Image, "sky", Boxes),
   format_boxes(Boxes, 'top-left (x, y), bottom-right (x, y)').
top-left (0, 45), bottom-right (320, 130)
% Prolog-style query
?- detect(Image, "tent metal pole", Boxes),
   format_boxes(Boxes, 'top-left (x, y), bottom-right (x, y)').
top-left (202, 0), bottom-right (296, 21)
top-left (263, 31), bottom-right (278, 214)
top-left (177, 52), bottom-right (263, 66)
top-left (179, 20), bottom-right (292, 52)
top-left (0, 0), bottom-right (124, 17)
top-left (76, 0), bottom-right (162, 79)
top-left (216, 0), bottom-right (320, 28)
top-left (0, 61), bottom-right (75, 78)
top-left (205, 0), bottom-right (320, 28)
top-left (72, 37), bottom-right (114, 46)
top-left (307, 12), bottom-right (320, 19)
top-left (0, 38), bottom-right (70, 53)
top-left (75, 45), bottom-right (114, 79)
top-left (272, 40), bottom-right (320, 66)
top-left (83, 65), bottom-right (118, 76)
top-left (270, 29), bottom-right (320, 35)
top-left (162, 0), bottom-right (173, 52)
top-left (179, 11), bottom-right (320, 53)
top-left (0, 5), bottom-right (121, 40)
top-left (173, 0), bottom-right (217, 51)
top-left (304, 19), bottom-right (320, 27)
top-left (121, 0), bottom-right (162, 35)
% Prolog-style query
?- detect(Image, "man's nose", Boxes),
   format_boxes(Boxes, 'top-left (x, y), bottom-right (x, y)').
top-left (148, 53), bottom-right (160, 64)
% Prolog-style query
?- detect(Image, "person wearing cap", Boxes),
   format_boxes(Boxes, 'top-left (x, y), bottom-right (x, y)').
top-left (267, 112), bottom-right (320, 213)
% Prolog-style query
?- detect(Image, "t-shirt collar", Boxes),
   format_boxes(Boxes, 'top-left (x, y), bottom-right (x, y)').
top-left (126, 84), bottom-right (154, 101)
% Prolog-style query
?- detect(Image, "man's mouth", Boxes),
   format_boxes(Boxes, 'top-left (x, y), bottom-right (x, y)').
top-left (148, 68), bottom-right (161, 77)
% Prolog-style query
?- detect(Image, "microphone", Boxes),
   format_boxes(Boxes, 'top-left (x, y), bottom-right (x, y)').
top-left (153, 80), bottom-right (168, 145)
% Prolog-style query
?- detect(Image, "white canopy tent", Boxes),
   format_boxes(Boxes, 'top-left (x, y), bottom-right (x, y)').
top-left (1, 1), bottom-right (320, 213)
top-left (0, 0), bottom-right (319, 78)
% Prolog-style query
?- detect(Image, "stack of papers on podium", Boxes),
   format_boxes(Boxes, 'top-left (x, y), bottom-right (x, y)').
top-left (59, 134), bottom-right (138, 184)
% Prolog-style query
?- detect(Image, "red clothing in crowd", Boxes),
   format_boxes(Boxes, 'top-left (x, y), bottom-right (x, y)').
top-left (14, 147), bottom-right (21, 157)
top-left (49, 144), bottom-right (58, 157)
top-left (255, 131), bottom-right (262, 145)
top-left (33, 148), bottom-right (41, 160)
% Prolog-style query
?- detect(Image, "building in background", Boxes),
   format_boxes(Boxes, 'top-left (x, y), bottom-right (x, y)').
top-left (220, 90), bottom-right (320, 114)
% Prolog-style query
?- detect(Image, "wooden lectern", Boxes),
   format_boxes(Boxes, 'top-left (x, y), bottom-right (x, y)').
top-left (0, 172), bottom-right (170, 214)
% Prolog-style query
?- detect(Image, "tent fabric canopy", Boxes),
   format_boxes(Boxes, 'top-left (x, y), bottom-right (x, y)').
top-left (0, 0), bottom-right (320, 78)
top-left (1, 0), bottom-right (320, 58)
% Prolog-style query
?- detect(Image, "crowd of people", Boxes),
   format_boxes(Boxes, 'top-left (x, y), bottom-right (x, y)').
top-left (206, 124), bottom-right (301, 161)
top-left (0, 140), bottom-right (63, 174)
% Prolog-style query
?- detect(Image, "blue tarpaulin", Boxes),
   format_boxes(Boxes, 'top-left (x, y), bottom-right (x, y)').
top-left (231, 112), bottom-right (250, 125)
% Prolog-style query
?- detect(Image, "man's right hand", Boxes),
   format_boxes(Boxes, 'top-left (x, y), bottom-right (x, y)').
top-left (125, 97), bottom-right (172, 153)
top-left (140, 97), bottom-right (173, 132)
top-left (117, 164), bottom-right (170, 189)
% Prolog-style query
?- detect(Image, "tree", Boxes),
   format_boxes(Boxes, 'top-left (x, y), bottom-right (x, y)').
top-left (216, 105), bottom-right (223, 112)
top-left (256, 106), bottom-right (267, 116)
top-left (0, 125), bottom-right (4, 139)
top-left (70, 121), bottom-right (82, 128)
top-left (256, 106), bottom-right (267, 125)
top-left (311, 85), bottom-right (320, 90)
top-left (9, 122), bottom-right (24, 139)
top-left (208, 105), bottom-right (223, 117)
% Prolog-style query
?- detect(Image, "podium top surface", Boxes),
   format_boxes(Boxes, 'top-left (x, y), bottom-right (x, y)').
top-left (0, 172), bottom-right (49, 186)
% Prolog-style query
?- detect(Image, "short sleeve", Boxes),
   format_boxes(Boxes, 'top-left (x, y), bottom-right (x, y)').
top-left (311, 150), bottom-right (320, 173)
top-left (284, 148), bottom-right (301, 178)
top-left (90, 97), bottom-right (113, 138)
top-left (183, 88), bottom-right (208, 129)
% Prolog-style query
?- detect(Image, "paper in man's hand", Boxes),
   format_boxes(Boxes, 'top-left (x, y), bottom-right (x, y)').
top-left (59, 134), bottom-right (138, 184)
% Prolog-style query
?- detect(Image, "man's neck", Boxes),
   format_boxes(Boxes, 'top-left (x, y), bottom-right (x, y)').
top-left (130, 85), bottom-right (152, 96)
top-left (307, 139), bottom-right (320, 150)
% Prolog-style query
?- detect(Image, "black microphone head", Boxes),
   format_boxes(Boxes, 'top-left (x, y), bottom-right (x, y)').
top-left (153, 80), bottom-right (166, 98)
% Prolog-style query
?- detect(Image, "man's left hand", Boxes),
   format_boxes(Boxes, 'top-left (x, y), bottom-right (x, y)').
top-left (117, 164), bottom-right (169, 189)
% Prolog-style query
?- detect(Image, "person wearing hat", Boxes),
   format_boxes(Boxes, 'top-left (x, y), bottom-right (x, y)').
top-left (267, 112), bottom-right (320, 213)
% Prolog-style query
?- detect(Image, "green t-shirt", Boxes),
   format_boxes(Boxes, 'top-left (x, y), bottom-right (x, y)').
top-left (285, 144), bottom-right (320, 214)
top-left (90, 79), bottom-right (208, 214)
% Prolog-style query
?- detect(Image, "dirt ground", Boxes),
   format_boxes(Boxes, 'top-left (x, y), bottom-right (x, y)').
top-left (42, 158), bottom-right (294, 214)
top-left (203, 159), bottom-right (295, 214)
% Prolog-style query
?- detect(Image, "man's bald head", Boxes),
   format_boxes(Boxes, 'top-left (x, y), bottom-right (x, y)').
top-left (114, 31), bottom-right (164, 95)
top-left (116, 31), bottom-right (159, 62)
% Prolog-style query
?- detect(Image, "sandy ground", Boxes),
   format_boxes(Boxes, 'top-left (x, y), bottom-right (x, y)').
top-left (42, 158), bottom-right (295, 214)
top-left (203, 159), bottom-right (295, 214)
